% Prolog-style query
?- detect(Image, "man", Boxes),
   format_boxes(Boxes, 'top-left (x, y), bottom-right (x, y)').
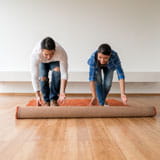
top-left (87, 43), bottom-right (127, 106)
top-left (31, 37), bottom-right (68, 106)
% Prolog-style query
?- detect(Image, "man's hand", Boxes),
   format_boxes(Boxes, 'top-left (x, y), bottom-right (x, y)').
top-left (58, 93), bottom-right (66, 104)
top-left (121, 94), bottom-right (128, 105)
top-left (89, 97), bottom-right (97, 106)
top-left (35, 91), bottom-right (42, 106)
top-left (36, 96), bottom-right (43, 106)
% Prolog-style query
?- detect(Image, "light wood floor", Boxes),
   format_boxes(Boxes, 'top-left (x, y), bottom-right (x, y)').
top-left (0, 95), bottom-right (160, 160)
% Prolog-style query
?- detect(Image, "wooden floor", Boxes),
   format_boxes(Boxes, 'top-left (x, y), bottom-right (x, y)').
top-left (0, 95), bottom-right (160, 160)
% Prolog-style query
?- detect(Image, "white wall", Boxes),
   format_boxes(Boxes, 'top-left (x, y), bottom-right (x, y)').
top-left (0, 0), bottom-right (160, 72)
top-left (0, 0), bottom-right (160, 94)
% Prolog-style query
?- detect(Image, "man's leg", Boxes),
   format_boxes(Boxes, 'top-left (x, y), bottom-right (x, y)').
top-left (103, 68), bottom-right (114, 104)
top-left (39, 63), bottom-right (50, 105)
top-left (49, 62), bottom-right (61, 105)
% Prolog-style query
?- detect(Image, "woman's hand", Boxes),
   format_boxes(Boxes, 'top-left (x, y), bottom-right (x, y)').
top-left (121, 94), bottom-right (128, 105)
top-left (89, 96), bottom-right (97, 106)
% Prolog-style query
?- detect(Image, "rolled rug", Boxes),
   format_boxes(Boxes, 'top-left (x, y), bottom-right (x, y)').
top-left (16, 106), bottom-right (157, 119)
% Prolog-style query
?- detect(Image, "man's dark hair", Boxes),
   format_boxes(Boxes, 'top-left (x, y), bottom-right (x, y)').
top-left (98, 43), bottom-right (111, 56)
top-left (41, 37), bottom-right (55, 50)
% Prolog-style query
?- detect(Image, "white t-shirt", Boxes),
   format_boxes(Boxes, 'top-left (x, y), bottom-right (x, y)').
top-left (31, 41), bottom-right (68, 92)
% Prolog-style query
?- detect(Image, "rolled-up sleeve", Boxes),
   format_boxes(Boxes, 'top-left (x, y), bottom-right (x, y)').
top-left (88, 56), bottom-right (97, 81)
top-left (89, 66), bottom-right (96, 81)
top-left (116, 65), bottom-right (125, 80)
top-left (112, 51), bottom-right (125, 80)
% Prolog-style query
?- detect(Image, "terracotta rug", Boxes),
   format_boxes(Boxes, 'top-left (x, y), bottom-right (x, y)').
top-left (26, 99), bottom-right (127, 107)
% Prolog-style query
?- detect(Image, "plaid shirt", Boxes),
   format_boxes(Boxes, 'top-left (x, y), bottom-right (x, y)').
top-left (87, 50), bottom-right (125, 81)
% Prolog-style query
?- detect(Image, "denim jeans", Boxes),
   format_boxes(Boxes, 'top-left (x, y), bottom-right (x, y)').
top-left (39, 61), bottom-right (61, 102)
top-left (95, 67), bottom-right (114, 106)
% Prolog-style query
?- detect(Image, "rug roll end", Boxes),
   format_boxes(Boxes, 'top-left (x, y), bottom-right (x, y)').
top-left (153, 106), bottom-right (157, 116)
top-left (15, 106), bottom-right (19, 119)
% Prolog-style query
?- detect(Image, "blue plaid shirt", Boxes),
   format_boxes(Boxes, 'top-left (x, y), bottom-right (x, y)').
top-left (87, 50), bottom-right (125, 81)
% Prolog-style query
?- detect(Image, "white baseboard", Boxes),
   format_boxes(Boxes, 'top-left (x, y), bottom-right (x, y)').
top-left (0, 71), bottom-right (160, 93)
top-left (0, 82), bottom-right (160, 94)
top-left (0, 71), bottom-right (160, 82)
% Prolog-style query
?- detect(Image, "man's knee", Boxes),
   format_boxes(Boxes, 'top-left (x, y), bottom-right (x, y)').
top-left (53, 67), bottom-right (60, 72)
top-left (40, 77), bottom-right (48, 81)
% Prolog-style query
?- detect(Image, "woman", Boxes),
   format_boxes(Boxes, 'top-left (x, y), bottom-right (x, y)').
top-left (87, 43), bottom-right (127, 106)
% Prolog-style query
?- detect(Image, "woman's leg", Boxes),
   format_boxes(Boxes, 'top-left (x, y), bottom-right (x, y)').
top-left (39, 63), bottom-right (50, 103)
top-left (103, 68), bottom-right (114, 103)
top-left (95, 68), bottom-right (105, 106)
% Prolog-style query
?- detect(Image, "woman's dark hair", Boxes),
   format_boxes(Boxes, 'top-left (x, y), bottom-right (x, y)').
top-left (41, 37), bottom-right (55, 50)
top-left (98, 43), bottom-right (111, 56)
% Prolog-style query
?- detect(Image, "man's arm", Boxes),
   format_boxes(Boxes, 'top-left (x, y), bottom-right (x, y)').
top-left (58, 79), bottom-right (67, 102)
top-left (35, 90), bottom-right (43, 106)
top-left (30, 48), bottom-right (42, 106)
top-left (58, 45), bottom-right (68, 103)
top-left (60, 79), bottom-right (67, 93)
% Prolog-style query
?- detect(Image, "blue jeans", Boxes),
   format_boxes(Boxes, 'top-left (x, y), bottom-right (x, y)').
top-left (39, 61), bottom-right (61, 102)
top-left (95, 67), bottom-right (114, 106)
